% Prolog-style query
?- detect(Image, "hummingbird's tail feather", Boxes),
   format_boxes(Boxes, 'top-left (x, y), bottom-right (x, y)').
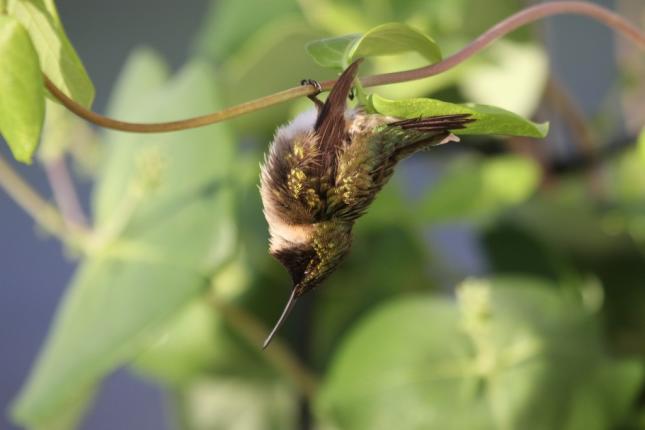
top-left (314, 58), bottom-right (364, 173)
top-left (263, 287), bottom-right (299, 349)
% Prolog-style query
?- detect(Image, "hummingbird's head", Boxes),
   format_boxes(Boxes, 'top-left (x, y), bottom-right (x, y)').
top-left (262, 221), bottom-right (352, 348)
top-left (270, 221), bottom-right (353, 297)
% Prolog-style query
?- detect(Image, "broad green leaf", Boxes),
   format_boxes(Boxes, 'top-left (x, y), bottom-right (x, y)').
top-left (318, 277), bottom-right (641, 430)
top-left (370, 94), bottom-right (549, 138)
top-left (11, 52), bottom-right (237, 427)
top-left (8, 0), bottom-right (94, 107)
top-left (11, 260), bottom-right (213, 427)
top-left (132, 299), bottom-right (220, 384)
top-left (305, 33), bottom-right (360, 68)
top-left (305, 23), bottom-right (442, 69)
top-left (419, 154), bottom-right (540, 223)
top-left (347, 23), bottom-right (442, 64)
top-left (0, 15), bottom-right (44, 163)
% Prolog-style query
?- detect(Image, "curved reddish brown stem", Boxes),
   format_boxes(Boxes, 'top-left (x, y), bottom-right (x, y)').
top-left (45, 1), bottom-right (645, 134)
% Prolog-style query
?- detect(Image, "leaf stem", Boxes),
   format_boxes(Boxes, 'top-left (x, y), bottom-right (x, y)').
top-left (206, 292), bottom-right (319, 401)
top-left (0, 151), bottom-right (85, 246)
top-left (42, 155), bottom-right (89, 230)
top-left (44, 1), bottom-right (645, 134)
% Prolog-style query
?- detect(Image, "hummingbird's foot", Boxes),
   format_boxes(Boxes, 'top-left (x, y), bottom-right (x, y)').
top-left (300, 79), bottom-right (324, 110)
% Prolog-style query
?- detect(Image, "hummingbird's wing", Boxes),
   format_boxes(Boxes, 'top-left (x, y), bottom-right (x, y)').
top-left (314, 59), bottom-right (363, 170)
top-left (329, 113), bottom-right (474, 221)
top-left (387, 114), bottom-right (474, 158)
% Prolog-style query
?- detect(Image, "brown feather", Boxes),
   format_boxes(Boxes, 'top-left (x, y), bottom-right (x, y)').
top-left (314, 59), bottom-right (363, 170)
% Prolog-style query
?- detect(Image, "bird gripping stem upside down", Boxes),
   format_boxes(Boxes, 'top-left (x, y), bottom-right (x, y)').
top-left (259, 59), bottom-right (474, 348)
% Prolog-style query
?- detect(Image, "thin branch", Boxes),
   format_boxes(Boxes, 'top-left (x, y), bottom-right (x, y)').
top-left (544, 77), bottom-right (598, 160)
top-left (45, 1), bottom-right (645, 134)
top-left (206, 292), bottom-right (319, 400)
top-left (42, 156), bottom-right (89, 230)
top-left (0, 152), bottom-right (84, 246)
top-left (543, 77), bottom-right (611, 199)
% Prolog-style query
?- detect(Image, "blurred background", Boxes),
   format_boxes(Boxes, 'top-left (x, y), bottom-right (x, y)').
top-left (1, 0), bottom-right (644, 429)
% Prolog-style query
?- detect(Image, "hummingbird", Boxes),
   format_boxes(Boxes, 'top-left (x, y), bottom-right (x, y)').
top-left (259, 59), bottom-right (474, 348)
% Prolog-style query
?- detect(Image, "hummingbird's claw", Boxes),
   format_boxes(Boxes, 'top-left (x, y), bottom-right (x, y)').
top-left (300, 78), bottom-right (322, 95)
top-left (300, 79), bottom-right (324, 110)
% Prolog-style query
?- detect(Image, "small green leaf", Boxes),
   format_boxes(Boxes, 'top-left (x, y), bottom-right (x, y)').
top-left (371, 93), bottom-right (549, 138)
top-left (9, 0), bottom-right (94, 107)
top-left (305, 33), bottom-right (360, 68)
top-left (0, 15), bottom-right (44, 164)
top-left (306, 22), bottom-right (442, 69)
top-left (347, 23), bottom-right (442, 64)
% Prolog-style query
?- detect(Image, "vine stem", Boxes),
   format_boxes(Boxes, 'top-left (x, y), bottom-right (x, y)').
top-left (0, 152), bottom-right (84, 246)
top-left (206, 292), bottom-right (319, 401)
top-left (44, 1), bottom-right (645, 134)
top-left (42, 156), bottom-right (89, 230)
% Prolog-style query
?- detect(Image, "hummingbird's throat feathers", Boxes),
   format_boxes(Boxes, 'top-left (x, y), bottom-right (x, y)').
top-left (266, 215), bottom-right (314, 254)
top-left (268, 220), bottom-right (353, 294)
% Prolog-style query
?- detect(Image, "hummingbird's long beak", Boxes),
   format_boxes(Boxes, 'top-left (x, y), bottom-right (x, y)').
top-left (262, 286), bottom-right (299, 349)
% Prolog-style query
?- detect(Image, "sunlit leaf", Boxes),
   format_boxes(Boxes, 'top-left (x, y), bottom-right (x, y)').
top-left (370, 94), bottom-right (549, 138)
top-left (0, 15), bottom-right (44, 164)
top-left (305, 33), bottom-right (359, 68)
top-left (306, 22), bottom-right (441, 69)
top-left (347, 23), bottom-right (441, 64)
top-left (8, 0), bottom-right (95, 107)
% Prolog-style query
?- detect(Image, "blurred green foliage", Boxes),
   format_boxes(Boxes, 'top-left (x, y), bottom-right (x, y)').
top-left (7, 0), bottom-right (645, 429)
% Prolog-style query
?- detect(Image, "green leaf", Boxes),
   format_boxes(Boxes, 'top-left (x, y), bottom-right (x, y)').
top-left (11, 51), bottom-right (238, 428)
top-left (347, 23), bottom-right (442, 64)
top-left (370, 93), bottom-right (549, 138)
top-left (131, 299), bottom-right (219, 384)
top-left (318, 277), bottom-right (641, 430)
top-left (8, 0), bottom-right (94, 107)
top-left (305, 22), bottom-right (442, 69)
top-left (305, 33), bottom-right (360, 68)
top-left (0, 15), bottom-right (44, 164)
